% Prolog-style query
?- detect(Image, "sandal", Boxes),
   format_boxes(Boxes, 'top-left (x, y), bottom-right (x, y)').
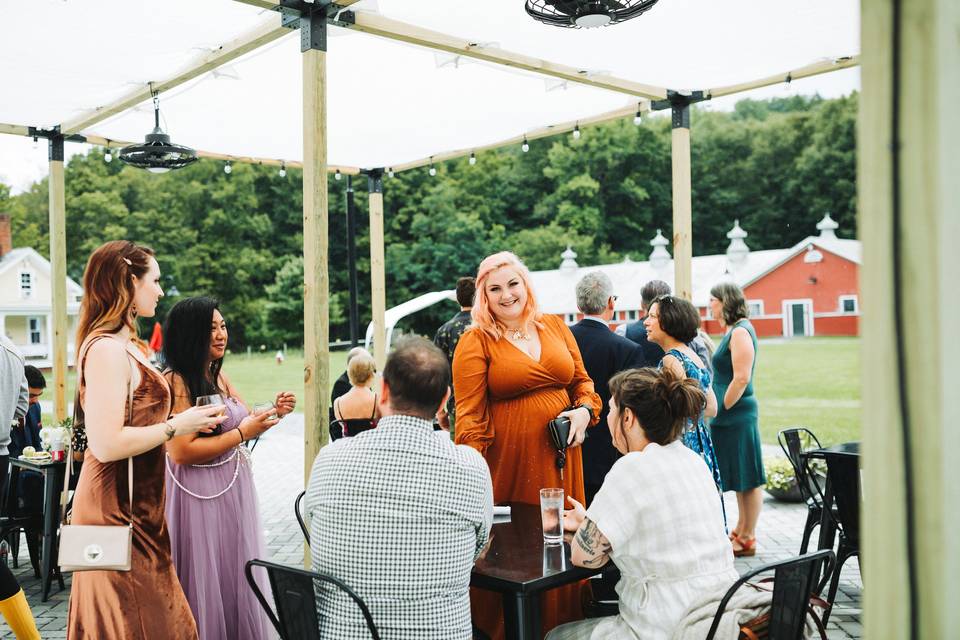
top-left (728, 530), bottom-right (740, 542)
top-left (732, 536), bottom-right (757, 557)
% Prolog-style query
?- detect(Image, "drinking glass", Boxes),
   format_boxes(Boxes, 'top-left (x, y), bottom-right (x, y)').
top-left (539, 488), bottom-right (564, 545)
top-left (195, 394), bottom-right (225, 438)
top-left (252, 402), bottom-right (276, 418)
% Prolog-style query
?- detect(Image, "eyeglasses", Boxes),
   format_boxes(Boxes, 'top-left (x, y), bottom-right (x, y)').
top-left (611, 295), bottom-right (618, 302)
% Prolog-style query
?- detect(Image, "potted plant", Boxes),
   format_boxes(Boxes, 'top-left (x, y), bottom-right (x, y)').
top-left (764, 458), bottom-right (805, 502)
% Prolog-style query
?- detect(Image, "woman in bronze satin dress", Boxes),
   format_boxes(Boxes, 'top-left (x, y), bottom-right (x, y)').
top-left (67, 241), bottom-right (226, 639)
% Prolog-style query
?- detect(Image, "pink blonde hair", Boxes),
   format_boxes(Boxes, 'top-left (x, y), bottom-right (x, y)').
top-left (471, 251), bottom-right (543, 339)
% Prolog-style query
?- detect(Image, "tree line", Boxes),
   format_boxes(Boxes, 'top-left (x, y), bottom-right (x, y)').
top-left (1, 93), bottom-right (857, 347)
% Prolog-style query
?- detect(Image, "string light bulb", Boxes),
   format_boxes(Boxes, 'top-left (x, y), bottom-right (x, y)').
top-left (469, 152), bottom-right (476, 165)
top-left (521, 137), bottom-right (529, 153)
top-left (633, 106), bottom-right (643, 125)
top-left (572, 124), bottom-right (581, 140)
top-left (387, 168), bottom-right (394, 178)
top-left (278, 161), bottom-right (286, 178)
top-left (335, 169), bottom-right (342, 181)
top-left (429, 158), bottom-right (436, 176)
top-left (224, 161), bottom-right (232, 175)
top-left (104, 147), bottom-right (113, 163)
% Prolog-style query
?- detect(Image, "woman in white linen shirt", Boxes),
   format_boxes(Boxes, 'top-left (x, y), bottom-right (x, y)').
top-left (546, 367), bottom-right (737, 640)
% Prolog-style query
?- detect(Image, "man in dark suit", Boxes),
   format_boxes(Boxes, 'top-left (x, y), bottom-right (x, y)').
top-left (569, 272), bottom-right (645, 506)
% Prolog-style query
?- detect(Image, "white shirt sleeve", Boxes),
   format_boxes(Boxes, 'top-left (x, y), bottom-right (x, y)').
top-left (585, 456), bottom-right (643, 551)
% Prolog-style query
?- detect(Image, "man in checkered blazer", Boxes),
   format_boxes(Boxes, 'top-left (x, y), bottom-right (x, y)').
top-left (306, 336), bottom-right (494, 639)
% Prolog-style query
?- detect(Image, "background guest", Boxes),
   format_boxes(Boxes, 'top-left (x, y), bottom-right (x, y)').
top-left (163, 296), bottom-right (295, 640)
top-left (709, 282), bottom-right (764, 557)
top-left (67, 240), bottom-right (225, 639)
top-left (568, 272), bottom-right (644, 505)
top-left (645, 295), bottom-right (726, 524)
top-left (329, 346), bottom-right (372, 440)
top-left (454, 251), bottom-right (601, 639)
top-left (10, 366), bottom-right (45, 514)
top-left (433, 276), bottom-right (475, 434)
top-left (0, 335), bottom-right (40, 639)
top-left (307, 337), bottom-right (492, 639)
top-left (330, 353), bottom-right (378, 438)
top-left (547, 367), bottom-right (736, 640)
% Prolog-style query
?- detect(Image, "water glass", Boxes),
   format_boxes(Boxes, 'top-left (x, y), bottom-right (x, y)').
top-left (195, 394), bottom-right (225, 438)
top-left (539, 488), bottom-right (564, 545)
top-left (252, 402), bottom-right (276, 418)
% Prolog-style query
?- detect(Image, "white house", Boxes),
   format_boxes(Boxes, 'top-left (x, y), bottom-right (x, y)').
top-left (0, 215), bottom-right (82, 367)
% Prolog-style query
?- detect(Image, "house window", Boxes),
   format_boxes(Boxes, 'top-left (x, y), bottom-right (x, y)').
top-left (704, 306), bottom-right (712, 320)
top-left (28, 317), bottom-right (42, 344)
top-left (747, 300), bottom-right (764, 317)
top-left (19, 272), bottom-right (33, 299)
top-left (565, 313), bottom-right (576, 323)
top-left (627, 310), bottom-right (637, 321)
top-left (839, 295), bottom-right (858, 314)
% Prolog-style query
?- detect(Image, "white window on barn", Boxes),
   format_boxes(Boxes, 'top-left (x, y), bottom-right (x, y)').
top-left (704, 306), bottom-right (712, 320)
top-left (19, 271), bottom-right (33, 299)
top-left (747, 300), bottom-right (764, 317)
top-left (28, 317), bottom-right (42, 344)
top-left (628, 310), bottom-right (637, 321)
top-left (839, 295), bottom-right (858, 314)
top-left (565, 313), bottom-right (576, 323)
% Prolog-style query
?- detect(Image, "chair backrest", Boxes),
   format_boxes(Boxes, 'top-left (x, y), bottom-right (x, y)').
top-left (295, 490), bottom-right (310, 544)
top-left (777, 428), bottom-right (825, 505)
top-left (820, 451), bottom-right (860, 546)
top-left (245, 559), bottom-right (380, 640)
top-left (706, 549), bottom-right (835, 640)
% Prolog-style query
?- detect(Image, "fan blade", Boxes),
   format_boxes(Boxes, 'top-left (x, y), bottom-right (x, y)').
top-left (601, 0), bottom-right (628, 11)
top-left (543, 0), bottom-right (582, 16)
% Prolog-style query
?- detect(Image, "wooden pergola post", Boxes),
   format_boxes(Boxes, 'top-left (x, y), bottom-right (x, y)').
top-left (366, 170), bottom-right (386, 370)
top-left (300, 27), bottom-right (329, 493)
top-left (663, 92), bottom-right (702, 301)
top-left (860, 0), bottom-right (960, 636)
top-left (48, 134), bottom-right (68, 422)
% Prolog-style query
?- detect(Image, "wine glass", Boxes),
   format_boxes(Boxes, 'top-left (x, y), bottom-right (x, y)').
top-left (248, 402), bottom-right (276, 451)
top-left (195, 394), bottom-right (225, 437)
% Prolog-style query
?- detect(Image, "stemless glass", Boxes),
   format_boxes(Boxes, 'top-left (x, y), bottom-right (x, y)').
top-left (539, 488), bottom-right (564, 545)
top-left (195, 394), bottom-right (225, 438)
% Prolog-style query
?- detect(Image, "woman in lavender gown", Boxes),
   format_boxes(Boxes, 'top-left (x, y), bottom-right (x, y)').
top-left (162, 297), bottom-right (297, 640)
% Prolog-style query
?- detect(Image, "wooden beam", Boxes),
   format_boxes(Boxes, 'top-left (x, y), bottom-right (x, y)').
top-left (707, 56), bottom-right (860, 98)
top-left (0, 123), bottom-right (29, 136)
top-left (368, 183), bottom-right (387, 370)
top-left (302, 46), bottom-right (330, 515)
top-left (232, 0), bottom-right (363, 10)
top-left (861, 0), bottom-right (960, 637)
top-left (390, 103), bottom-right (646, 173)
top-left (60, 18), bottom-right (291, 135)
top-left (48, 146), bottom-right (68, 423)
top-left (670, 123), bottom-right (692, 301)
top-left (343, 13), bottom-right (667, 100)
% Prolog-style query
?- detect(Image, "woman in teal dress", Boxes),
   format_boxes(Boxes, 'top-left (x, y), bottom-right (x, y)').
top-left (644, 295), bottom-right (726, 525)
top-left (709, 282), bottom-right (764, 557)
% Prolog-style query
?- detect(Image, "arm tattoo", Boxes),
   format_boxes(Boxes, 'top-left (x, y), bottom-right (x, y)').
top-left (575, 518), bottom-right (611, 567)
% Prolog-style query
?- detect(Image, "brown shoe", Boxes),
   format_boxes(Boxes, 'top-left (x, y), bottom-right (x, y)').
top-left (732, 536), bottom-right (757, 557)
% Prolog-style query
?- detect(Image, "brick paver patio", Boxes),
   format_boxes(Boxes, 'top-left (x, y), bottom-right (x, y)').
top-left (0, 417), bottom-right (861, 638)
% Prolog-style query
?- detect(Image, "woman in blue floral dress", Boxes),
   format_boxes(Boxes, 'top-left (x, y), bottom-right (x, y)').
top-left (644, 295), bottom-right (726, 524)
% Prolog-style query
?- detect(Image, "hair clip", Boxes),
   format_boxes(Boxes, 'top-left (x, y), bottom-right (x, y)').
top-left (122, 258), bottom-right (132, 266)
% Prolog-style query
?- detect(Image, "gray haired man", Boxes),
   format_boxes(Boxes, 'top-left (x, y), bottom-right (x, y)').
top-left (0, 334), bottom-right (28, 494)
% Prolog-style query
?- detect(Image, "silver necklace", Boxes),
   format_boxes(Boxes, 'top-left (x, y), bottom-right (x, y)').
top-left (508, 327), bottom-right (530, 341)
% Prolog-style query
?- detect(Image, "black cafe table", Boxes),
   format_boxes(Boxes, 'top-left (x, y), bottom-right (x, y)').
top-left (472, 502), bottom-right (603, 640)
top-left (800, 441), bottom-right (860, 552)
top-left (8, 457), bottom-right (66, 602)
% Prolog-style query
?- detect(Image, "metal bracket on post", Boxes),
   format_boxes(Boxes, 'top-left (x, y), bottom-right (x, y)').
top-left (28, 125), bottom-right (84, 156)
top-left (650, 90), bottom-right (708, 129)
top-left (364, 168), bottom-right (384, 194)
top-left (280, 0), bottom-right (338, 52)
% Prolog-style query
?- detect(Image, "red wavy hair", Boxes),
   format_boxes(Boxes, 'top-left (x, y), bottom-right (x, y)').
top-left (471, 251), bottom-right (543, 339)
top-left (75, 240), bottom-right (155, 349)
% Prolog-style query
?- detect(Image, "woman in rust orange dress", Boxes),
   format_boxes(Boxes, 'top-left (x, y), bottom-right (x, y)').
top-left (454, 251), bottom-right (601, 639)
top-left (67, 241), bottom-right (226, 639)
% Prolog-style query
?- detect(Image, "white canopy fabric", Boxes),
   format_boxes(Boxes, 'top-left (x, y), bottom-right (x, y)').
top-left (0, 0), bottom-right (859, 190)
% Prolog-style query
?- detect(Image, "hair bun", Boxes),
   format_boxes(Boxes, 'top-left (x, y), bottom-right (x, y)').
top-left (657, 367), bottom-right (705, 423)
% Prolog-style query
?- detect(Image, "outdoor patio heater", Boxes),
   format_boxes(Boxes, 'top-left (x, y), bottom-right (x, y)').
top-left (119, 90), bottom-right (197, 173)
top-left (525, 0), bottom-right (661, 28)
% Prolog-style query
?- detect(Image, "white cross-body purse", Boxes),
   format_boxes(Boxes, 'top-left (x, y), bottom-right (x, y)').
top-left (57, 347), bottom-right (135, 572)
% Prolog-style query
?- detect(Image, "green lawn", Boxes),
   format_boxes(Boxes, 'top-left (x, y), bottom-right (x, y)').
top-left (44, 339), bottom-right (860, 446)
top-left (751, 337), bottom-right (860, 446)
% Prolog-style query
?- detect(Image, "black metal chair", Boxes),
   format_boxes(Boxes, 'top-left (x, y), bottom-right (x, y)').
top-left (294, 489), bottom-right (310, 545)
top-left (705, 549), bottom-right (835, 640)
top-left (0, 463), bottom-right (41, 577)
top-left (245, 559), bottom-right (380, 640)
top-left (809, 450), bottom-right (860, 626)
top-left (778, 428), bottom-right (832, 554)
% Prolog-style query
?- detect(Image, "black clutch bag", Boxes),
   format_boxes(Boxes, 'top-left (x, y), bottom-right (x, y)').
top-left (547, 416), bottom-right (571, 479)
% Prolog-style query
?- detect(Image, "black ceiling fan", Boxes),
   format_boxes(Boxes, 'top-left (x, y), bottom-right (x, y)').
top-left (525, 0), bottom-right (661, 28)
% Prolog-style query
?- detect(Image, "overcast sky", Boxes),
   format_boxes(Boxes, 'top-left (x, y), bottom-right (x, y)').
top-left (0, 0), bottom-right (860, 194)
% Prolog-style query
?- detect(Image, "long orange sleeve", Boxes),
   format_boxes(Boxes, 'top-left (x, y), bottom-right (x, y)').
top-left (452, 328), bottom-right (495, 456)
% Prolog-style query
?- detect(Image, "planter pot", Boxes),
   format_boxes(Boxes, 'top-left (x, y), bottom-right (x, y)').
top-left (765, 481), bottom-right (805, 503)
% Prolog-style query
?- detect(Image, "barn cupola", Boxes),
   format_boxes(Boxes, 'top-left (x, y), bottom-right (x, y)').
top-left (649, 229), bottom-right (671, 270)
top-left (726, 219), bottom-right (750, 268)
top-left (817, 213), bottom-right (839, 239)
top-left (559, 245), bottom-right (579, 272)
